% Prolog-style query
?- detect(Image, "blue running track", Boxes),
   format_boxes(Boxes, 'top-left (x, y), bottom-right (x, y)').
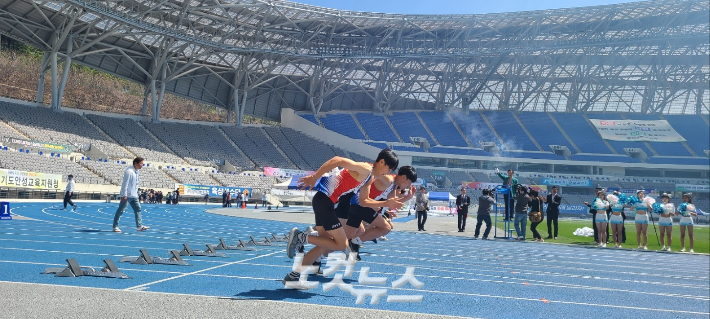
top-left (1, 202), bottom-right (708, 318)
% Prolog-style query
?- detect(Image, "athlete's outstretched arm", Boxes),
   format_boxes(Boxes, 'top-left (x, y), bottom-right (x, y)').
top-left (298, 156), bottom-right (371, 189)
top-left (359, 179), bottom-right (403, 210)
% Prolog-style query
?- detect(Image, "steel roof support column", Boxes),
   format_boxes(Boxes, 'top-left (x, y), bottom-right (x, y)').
top-left (50, 50), bottom-right (58, 111)
top-left (236, 73), bottom-right (248, 127)
top-left (696, 86), bottom-right (705, 115)
top-left (36, 52), bottom-right (49, 104)
top-left (152, 63), bottom-right (166, 122)
top-left (308, 60), bottom-right (324, 115)
top-left (56, 40), bottom-right (72, 111)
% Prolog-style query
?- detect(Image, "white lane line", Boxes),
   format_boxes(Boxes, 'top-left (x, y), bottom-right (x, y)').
top-left (123, 251), bottom-right (279, 291)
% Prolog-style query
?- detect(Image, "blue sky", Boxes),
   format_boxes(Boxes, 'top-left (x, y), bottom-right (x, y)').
top-left (294, 0), bottom-right (638, 15)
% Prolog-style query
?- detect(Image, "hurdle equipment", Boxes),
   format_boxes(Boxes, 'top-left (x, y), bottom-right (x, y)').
top-left (179, 243), bottom-right (227, 257)
top-left (42, 258), bottom-right (130, 279)
top-left (119, 249), bottom-right (190, 266)
top-left (212, 238), bottom-right (257, 251)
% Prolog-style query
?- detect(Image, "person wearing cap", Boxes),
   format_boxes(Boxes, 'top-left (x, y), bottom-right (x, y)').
top-left (62, 174), bottom-right (77, 211)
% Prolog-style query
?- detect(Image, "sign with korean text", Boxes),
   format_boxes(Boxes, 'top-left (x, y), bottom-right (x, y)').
top-left (541, 178), bottom-right (593, 187)
top-left (589, 120), bottom-right (685, 142)
top-left (176, 183), bottom-right (252, 198)
top-left (675, 184), bottom-right (710, 192)
top-left (0, 169), bottom-right (62, 189)
top-left (3, 137), bottom-right (73, 154)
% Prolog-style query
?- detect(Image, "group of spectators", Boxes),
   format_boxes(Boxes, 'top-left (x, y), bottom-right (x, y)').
top-left (139, 188), bottom-right (180, 205)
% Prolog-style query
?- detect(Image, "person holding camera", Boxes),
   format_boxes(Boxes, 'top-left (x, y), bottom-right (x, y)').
top-left (415, 186), bottom-right (430, 231)
top-left (474, 189), bottom-right (496, 239)
top-left (495, 168), bottom-right (518, 221)
top-left (514, 185), bottom-right (531, 240)
top-left (456, 188), bottom-right (471, 232)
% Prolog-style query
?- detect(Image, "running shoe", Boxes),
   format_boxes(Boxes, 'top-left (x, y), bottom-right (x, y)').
top-left (286, 227), bottom-right (304, 259)
top-left (282, 273), bottom-right (311, 290)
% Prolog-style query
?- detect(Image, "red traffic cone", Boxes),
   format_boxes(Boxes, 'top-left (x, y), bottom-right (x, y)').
top-left (242, 201), bottom-right (246, 209)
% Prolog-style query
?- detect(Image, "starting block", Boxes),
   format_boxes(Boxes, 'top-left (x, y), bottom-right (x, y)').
top-left (271, 233), bottom-right (288, 242)
top-left (212, 238), bottom-right (256, 251)
top-left (179, 243), bottom-right (227, 257)
top-left (247, 235), bottom-right (272, 246)
top-left (119, 249), bottom-right (190, 266)
top-left (42, 258), bottom-right (130, 279)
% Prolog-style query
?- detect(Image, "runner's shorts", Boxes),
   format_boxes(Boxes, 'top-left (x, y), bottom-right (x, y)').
top-left (313, 191), bottom-right (342, 231)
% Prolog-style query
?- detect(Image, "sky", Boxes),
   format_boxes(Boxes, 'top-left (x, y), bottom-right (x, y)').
top-left (293, 0), bottom-right (639, 15)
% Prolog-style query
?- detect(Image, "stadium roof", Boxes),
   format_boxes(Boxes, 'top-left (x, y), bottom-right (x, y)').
top-left (0, 0), bottom-right (707, 123)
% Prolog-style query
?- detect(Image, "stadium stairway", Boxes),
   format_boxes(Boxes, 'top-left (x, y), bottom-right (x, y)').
top-left (135, 121), bottom-right (189, 165)
top-left (83, 116), bottom-right (136, 159)
top-left (414, 112), bottom-right (440, 146)
top-left (350, 113), bottom-right (370, 140)
top-left (582, 114), bottom-right (619, 155)
top-left (257, 127), bottom-right (299, 169)
top-left (512, 113), bottom-right (543, 151)
top-left (446, 112), bottom-right (475, 148)
top-left (546, 113), bottom-right (581, 153)
top-left (659, 115), bottom-right (699, 157)
top-left (383, 115), bottom-right (404, 143)
top-left (618, 114), bottom-right (659, 157)
top-left (478, 111), bottom-right (506, 147)
top-left (216, 127), bottom-right (256, 169)
top-left (0, 118), bottom-right (30, 139)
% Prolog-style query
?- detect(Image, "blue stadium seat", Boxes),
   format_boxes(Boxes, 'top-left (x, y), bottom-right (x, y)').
top-left (392, 145), bottom-right (424, 152)
top-left (387, 112), bottom-right (434, 145)
top-left (450, 111), bottom-right (499, 148)
top-left (664, 115), bottom-right (710, 156)
top-left (320, 114), bottom-right (366, 140)
top-left (354, 113), bottom-right (399, 142)
top-left (481, 111), bottom-right (539, 151)
top-left (552, 113), bottom-right (614, 154)
top-left (365, 142), bottom-right (389, 149)
top-left (298, 113), bottom-right (320, 126)
top-left (418, 112), bottom-right (468, 147)
top-left (518, 112), bottom-right (576, 153)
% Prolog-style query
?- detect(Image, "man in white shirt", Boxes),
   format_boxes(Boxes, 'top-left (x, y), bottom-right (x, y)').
top-left (62, 174), bottom-right (77, 211)
top-left (112, 157), bottom-right (150, 232)
top-left (262, 191), bottom-right (268, 208)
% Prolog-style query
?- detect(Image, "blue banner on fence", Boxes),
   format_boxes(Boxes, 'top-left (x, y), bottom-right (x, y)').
top-left (538, 203), bottom-right (588, 215)
top-left (0, 202), bottom-right (11, 220)
top-left (177, 184), bottom-right (252, 198)
top-left (540, 178), bottom-right (593, 187)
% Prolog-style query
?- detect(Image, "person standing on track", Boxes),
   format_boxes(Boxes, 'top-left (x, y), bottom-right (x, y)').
top-left (677, 193), bottom-right (697, 253)
top-left (474, 189), bottom-right (496, 240)
top-left (61, 174), bottom-right (77, 211)
top-left (456, 188), bottom-right (471, 232)
top-left (282, 149), bottom-right (400, 289)
top-left (543, 186), bottom-right (561, 239)
top-left (415, 187), bottom-right (430, 231)
top-left (112, 157), bottom-right (150, 233)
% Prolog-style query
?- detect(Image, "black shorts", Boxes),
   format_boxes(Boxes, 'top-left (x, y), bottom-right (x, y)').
top-left (346, 204), bottom-right (379, 228)
top-left (312, 191), bottom-right (342, 231)
top-left (335, 192), bottom-right (355, 220)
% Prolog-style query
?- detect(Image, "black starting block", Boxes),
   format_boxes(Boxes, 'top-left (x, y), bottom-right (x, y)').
top-left (42, 258), bottom-right (130, 279)
top-left (247, 235), bottom-right (272, 246)
top-left (212, 238), bottom-right (256, 251)
top-left (119, 249), bottom-right (191, 266)
top-left (179, 243), bottom-right (227, 257)
top-left (271, 233), bottom-right (288, 242)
